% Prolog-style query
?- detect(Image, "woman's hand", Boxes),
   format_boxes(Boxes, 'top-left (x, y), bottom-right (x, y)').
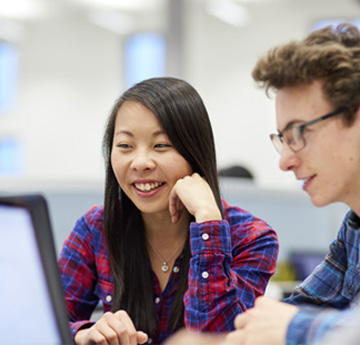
top-left (169, 173), bottom-right (222, 224)
top-left (74, 310), bottom-right (148, 345)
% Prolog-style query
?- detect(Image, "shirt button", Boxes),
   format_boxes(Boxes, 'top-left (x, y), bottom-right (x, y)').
top-left (348, 285), bottom-right (355, 295)
top-left (202, 233), bottom-right (209, 241)
top-left (155, 297), bottom-right (160, 304)
top-left (173, 266), bottom-right (180, 273)
top-left (105, 295), bottom-right (112, 303)
top-left (148, 338), bottom-right (153, 344)
top-left (202, 271), bottom-right (209, 279)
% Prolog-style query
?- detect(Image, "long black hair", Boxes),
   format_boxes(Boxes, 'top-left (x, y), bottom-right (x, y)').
top-left (102, 77), bottom-right (222, 336)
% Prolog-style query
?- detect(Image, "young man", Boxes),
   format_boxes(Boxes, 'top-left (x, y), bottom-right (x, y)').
top-left (165, 22), bottom-right (360, 345)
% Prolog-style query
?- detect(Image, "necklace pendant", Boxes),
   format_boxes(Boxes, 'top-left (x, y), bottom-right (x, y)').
top-left (161, 262), bottom-right (169, 272)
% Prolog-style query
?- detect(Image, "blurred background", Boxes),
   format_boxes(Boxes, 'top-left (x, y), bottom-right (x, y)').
top-left (0, 0), bottom-right (356, 295)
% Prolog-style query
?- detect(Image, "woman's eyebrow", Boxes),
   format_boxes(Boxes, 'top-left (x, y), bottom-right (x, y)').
top-left (153, 130), bottom-right (167, 137)
top-left (114, 129), bottom-right (167, 137)
top-left (114, 130), bottom-right (133, 137)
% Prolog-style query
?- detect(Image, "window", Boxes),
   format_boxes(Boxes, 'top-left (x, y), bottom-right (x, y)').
top-left (0, 42), bottom-right (21, 176)
top-left (311, 18), bottom-right (360, 32)
top-left (124, 33), bottom-right (166, 88)
top-left (0, 42), bottom-right (18, 112)
top-left (0, 138), bottom-right (22, 175)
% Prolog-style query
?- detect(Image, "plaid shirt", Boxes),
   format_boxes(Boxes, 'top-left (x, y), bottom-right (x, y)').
top-left (58, 199), bottom-right (278, 344)
top-left (285, 210), bottom-right (360, 345)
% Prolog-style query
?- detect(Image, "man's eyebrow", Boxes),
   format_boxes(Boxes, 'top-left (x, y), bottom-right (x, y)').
top-left (278, 120), bottom-right (304, 134)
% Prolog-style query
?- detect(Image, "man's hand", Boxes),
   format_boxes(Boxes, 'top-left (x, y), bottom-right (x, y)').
top-left (226, 296), bottom-right (299, 345)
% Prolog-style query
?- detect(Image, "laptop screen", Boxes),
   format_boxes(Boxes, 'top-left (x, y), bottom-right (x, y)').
top-left (0, 195), bottom-right (73, 345)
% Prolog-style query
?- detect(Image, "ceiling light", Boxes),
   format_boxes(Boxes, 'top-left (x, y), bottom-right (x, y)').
top-left (87, 8), bottom-right (135, 35)
top-left (0, 0), bottom-right (47, 19)
top-left (74, 0), bottom-right (161, 11)
top-left (206, 0), bottom-right (251, 27)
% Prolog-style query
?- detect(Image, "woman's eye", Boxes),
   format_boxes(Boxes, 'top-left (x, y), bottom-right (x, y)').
top-left (155, 143), bottom-right (172, 149)
top-left (117, 143), bottom-right (131, 149)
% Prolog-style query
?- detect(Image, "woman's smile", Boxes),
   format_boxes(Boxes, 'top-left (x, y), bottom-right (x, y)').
top-left (134, 181), bottom-right (165, 192)
top-left (111, 100), bottom-right (193, 215)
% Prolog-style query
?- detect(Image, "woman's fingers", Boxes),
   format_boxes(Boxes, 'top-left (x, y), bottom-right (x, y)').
top-left (136, 331), bottom-right (149, 344)
top-left (77, 311), bottom-right (147, 345)
top-left (169, 173), bottom-right (221, 223)
top-left (169, 188), bottom-right (184, 223)
top-left (114, 310), bottom-right (145, 345)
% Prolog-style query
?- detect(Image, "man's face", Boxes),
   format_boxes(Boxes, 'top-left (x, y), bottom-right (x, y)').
top-left (275, 80), bottom-right (360, 211)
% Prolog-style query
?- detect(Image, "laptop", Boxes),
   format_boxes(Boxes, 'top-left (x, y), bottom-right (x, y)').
top-left (289, 250), bottom-right (327, 281)
top-left (0, 194), bottom-right (73, 345)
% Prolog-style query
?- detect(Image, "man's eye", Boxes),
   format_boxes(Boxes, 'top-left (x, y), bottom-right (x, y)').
top-left (284, 126), bottom-right (302, 144)
top-left (287, 137), bottom-right (296, 145)
top-left (283, 132), bottom-right (295, 145)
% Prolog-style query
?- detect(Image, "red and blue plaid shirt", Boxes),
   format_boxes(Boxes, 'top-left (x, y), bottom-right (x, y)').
top-left (58, 199), bottom-right (278, 344)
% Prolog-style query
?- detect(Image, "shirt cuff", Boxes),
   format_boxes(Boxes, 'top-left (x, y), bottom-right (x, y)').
top-left (286, 307), bottom-right (347, 345)
top-left (189, 220), bottom-right (231, 255)
top-left (70, 320), bottom-right (95, 340)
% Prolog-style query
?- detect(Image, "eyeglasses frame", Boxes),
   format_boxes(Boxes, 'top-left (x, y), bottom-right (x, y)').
top-left (270, 108), bottom-right (345, 154)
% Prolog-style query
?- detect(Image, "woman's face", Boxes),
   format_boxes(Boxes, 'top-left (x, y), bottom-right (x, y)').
top-left (111, 100), bottom-right (193, 217)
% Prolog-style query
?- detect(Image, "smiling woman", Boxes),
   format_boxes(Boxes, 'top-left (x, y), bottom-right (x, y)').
top-left (111, 100), bottom-right (193, 218)
top-left (57, 77), bottom-right (279, 345)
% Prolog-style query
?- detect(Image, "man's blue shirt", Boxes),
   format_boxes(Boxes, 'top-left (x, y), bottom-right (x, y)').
top-left (285, 210), bottom-right (360, 344)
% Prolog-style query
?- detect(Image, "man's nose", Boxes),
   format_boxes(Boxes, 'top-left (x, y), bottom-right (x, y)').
top-left (279, 144), bottom-right (300, 172)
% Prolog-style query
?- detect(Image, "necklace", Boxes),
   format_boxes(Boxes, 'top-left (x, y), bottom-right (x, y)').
top-left (146, 237), bottom-right (186, 273)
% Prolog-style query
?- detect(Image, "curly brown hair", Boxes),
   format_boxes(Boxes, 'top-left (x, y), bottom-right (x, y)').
top-left (252, 23), bottom-right (360, 125)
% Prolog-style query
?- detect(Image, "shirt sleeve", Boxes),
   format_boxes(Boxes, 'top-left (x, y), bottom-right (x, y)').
top-left (184, 211), bottom-right (278, 333)
top-left (284, 217), bottom-right (352, 309)
top-left (286, 306), bottom-right (353, 345)
top-left (284, 212), bottom-right (360, 344)
top-left (58, 212), bottom-right (98, 338)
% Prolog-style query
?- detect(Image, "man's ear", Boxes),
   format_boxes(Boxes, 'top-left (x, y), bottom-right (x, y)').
top-left (344, 105), bottom-right (360, 126)
top-left (355, 105), bottom-right (360, 121)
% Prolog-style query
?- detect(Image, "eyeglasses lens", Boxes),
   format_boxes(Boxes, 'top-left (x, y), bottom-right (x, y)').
top-left (270, 134), bottom-right (283, 154)
top-left (284, 127), bottom-right (304, 152)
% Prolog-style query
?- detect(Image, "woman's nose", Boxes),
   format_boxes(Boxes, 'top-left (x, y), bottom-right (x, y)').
top-left (130, 150), bottom-right (156, 171)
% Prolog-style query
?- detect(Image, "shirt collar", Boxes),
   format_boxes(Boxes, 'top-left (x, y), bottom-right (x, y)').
top-left (348, 210), bottom-right (360, 229)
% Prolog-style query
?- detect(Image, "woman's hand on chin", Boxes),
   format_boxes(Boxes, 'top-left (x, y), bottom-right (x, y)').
top-left (169, 173), bottom-right (222, 224)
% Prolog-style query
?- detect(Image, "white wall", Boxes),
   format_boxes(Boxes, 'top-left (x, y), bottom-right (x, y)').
top-left (0, 0), bottom-right (359, 191)
top-left (184, 0), bottom-right (360, 190)
top-left (8, 18), bottom-right (123, 182)
top-left (0, 0), bottom-right (357, 262)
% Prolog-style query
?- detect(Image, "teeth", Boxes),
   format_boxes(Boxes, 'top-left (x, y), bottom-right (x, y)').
top-left (301, 176), bottom-right (312, 187)
top-left (135, 182), bottom-right (162, 192)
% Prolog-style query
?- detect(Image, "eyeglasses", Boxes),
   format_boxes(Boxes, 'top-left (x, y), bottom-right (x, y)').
top-left (270, 108), bottom-right (345, 154)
